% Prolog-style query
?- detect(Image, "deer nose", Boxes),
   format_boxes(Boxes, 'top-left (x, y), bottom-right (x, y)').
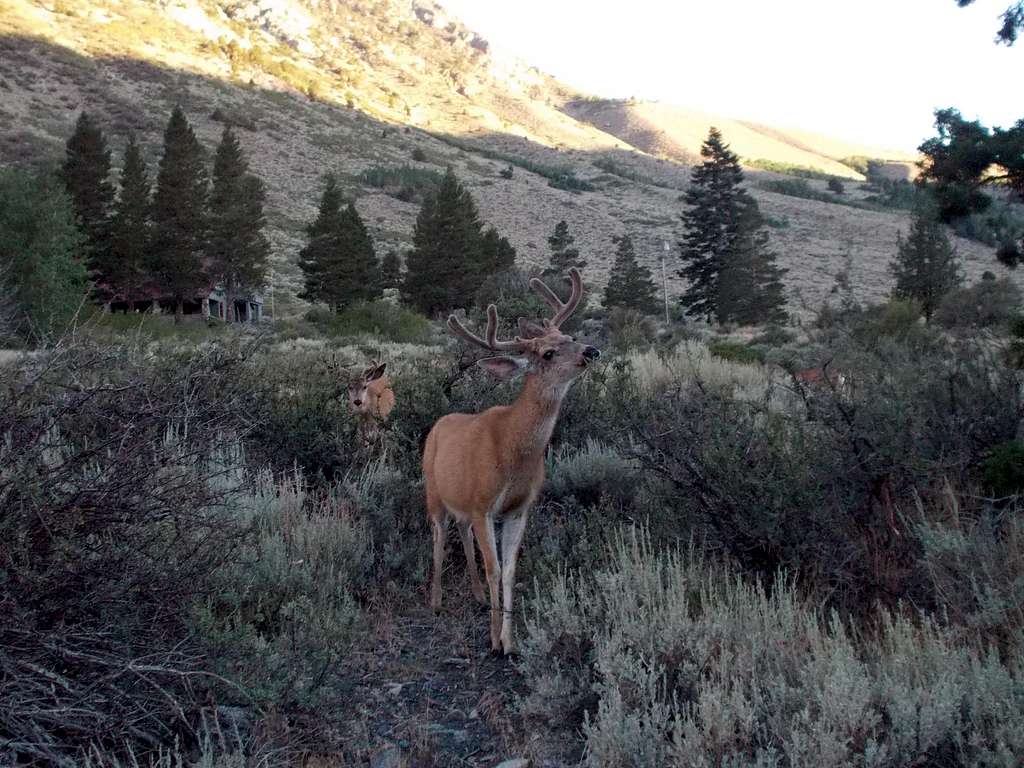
top-left (582, 346), bottom-right (600, 361)
top-left (353, 399), bottom-right (362, 406)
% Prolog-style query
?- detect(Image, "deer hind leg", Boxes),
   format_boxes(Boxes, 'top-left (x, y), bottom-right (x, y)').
top-left (428, 499), bottom-right (448, 612)
top-left (472, 514), bottom-right (502, 653)
top-left (457, 519), bottom-right (485, 604)
top-left (499, 508), bottom-right (530, 656)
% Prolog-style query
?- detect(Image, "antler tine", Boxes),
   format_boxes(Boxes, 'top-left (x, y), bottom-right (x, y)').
top-left (529, 267), bottom-right (583, 328)
top-left (447, 305), bottom-right (530, 353)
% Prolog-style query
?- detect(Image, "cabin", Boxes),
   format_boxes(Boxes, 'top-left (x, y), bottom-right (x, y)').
top-left (107, 285), bottom-right (264, 322)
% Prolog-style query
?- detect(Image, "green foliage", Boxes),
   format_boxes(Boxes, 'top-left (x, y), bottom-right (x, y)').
top-left (861, 178), bottom-right (921, 210)
top-left (997, 239), bottom-right (1022, 268)
top-left (545, 219), bottom-right (587, 285)
top-left (951, 198), bottom-right (1024, 247)
top-left (108, 135), bottom-right (151, 308)
top-left (891, 202), bottom-right (963, 321)
top-left (305, 300), bottom-right (433, 344)
top-left (298, 174), bottom-right (381, 311)
top-left (149, 105), bottom-right (209, 320)
top-left (402, 167), bottom-right (488, 314)
top-left (479, 225), bottom-right (516, 274)
top-left (358, 163), bottom-right (443, 203)
top-left (521, 530), bottom-right (1024, 767)
top-left (707, 338), bottom-right (764, 364)
top-left (827, 177), bottom-right (845, 194)
top-left (427, 133), bottom-right (593, 191)
top-left (956, 0), bottom-right (1024, 45)
top-left (411, 147), bottom-right (427, 162)
top-left (472, 267), bottom-right (549, 332)
top-left (0, 167), bottom-right (88, 340)
top-left (206, 126), bottom-right (270, 319)
top-left (499, 164), bottom-right (514, 179)
top-left (380, 249), bottom-right (402, 289)
top-left (605, 306), bottom-right (657, 351)
top-left (60, 112), bottom-right (114, 282)
top-left (602, 234), bottom-right (658, 314)
top-left (934, 276), bottom-right (1022, 329)
top-left (982, 441), bottom-right (1024, 497)
top-left (744, 157), bottom-right (841, 180)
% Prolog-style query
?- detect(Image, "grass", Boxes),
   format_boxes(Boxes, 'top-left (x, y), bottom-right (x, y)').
top-left (358, 164), bottom-right (444, 202)
top-left (744, 157), bottom-right (846, 182)
top-left (301, 301), bottom-right (436, 344)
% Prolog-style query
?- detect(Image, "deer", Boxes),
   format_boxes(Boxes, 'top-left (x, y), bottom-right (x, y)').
top-left (347, 361), bottom-right (395, 448)
top-left (423, 268), bottom-right (600, 655)
top-left (793, 360), bottom-right (848, 394)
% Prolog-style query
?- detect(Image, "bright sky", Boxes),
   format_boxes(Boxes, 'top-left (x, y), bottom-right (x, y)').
top-left (440, 0), bottom-right (1022, 152)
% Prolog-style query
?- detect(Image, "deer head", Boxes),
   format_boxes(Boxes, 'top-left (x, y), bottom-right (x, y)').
top-left (446, 267), bottom-right (600, 386)
top-left (348, 361), bottom-right (388, 416)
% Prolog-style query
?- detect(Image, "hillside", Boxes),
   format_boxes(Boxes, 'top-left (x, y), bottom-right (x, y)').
top-left (0, 0), bottom-right (1014, 317)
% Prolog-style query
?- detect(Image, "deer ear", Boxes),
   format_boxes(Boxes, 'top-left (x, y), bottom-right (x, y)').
top-left (517, 317), bottom-right (546, 339)
top-left (367, 363), bottom-right (387, 381)
top-left (477, 356), bottom-right (528, 380)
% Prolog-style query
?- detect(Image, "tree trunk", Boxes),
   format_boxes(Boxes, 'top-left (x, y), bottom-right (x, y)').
top-left (175, 297), bottom-right (183, 324)
top-left (127, 299), bottom-right (135, 313)
top-left (225, 287), bottom-right (235, 323)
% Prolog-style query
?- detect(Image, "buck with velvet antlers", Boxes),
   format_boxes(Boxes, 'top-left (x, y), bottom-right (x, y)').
top-left (423, 268), bottom-right (599, 655)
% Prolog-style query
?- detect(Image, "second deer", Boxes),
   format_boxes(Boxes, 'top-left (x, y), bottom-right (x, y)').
top-left (423, 268), bottom-right (600, 655)
top-left (348, 361), bottom-right (395, 448)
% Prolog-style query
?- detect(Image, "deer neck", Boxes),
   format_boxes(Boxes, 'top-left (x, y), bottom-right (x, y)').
top-left (506, 372), bottom-right (570, 456)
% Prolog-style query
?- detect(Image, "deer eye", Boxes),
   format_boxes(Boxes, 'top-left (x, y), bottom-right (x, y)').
top-left (542, 349), bottom-right (556, 361)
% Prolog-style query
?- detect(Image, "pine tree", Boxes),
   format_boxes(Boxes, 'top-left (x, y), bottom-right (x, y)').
top-left (402, 167), bottom-right (486, 314)
top-left (716, 201), bottom-right (788, 325)
top-left (678, 127), bottom-right (745, 322)
top-left (480, 226), bottom-right (516, 274)
top-left (298, 172), bottom-right (343, 305)
top-left (603, 235), bottom-right (658, 313)
top-left (380, 249), bottom-right (402, 289)
top-left (60, 112), bottom-right (114, 287)
top-left (149, 106), bottom-right (208, 322)
top-left (0, 168), bottom-right (88, 339)
top-left (679, 127), bottom-right (787, 324)
top-left (298, 175), bottom-right (380, 310)
top-left (890, 202), bottom-right (962, 322)
top-left (108, 136), bottom-right (151, 311)
top-left (206, 126), bottom-right (270, 321)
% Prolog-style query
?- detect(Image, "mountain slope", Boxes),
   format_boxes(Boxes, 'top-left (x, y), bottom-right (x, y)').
top-left (0, 0), bottom-right (1010, 317)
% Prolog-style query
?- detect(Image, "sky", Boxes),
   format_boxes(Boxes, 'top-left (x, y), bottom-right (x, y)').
top-left (439, 0), bottom-right (1022, 152)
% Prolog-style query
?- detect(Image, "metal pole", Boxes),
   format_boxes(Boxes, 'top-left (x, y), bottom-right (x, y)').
top-left (662, 240), bottom-right (670, 325)
top-left (269, 271), bottom-right (275, 320)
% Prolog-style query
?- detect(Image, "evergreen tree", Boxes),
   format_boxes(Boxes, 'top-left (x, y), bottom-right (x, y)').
top-left (480, 226), bottom-right (516, 274)
top-left (380, 249), bottom-right (402, 289)
top-left (0, 168), bottom-right (88, 339)
top-left (298, 175), bottom-right (380, 310)
top-left (678, 127), bottom-right (745, 322)
top-left (890, 202), bottom-right (963, 322)
top-left (108, 136), bottom-right (151, 311)
top-left (206, 126), bottom-right (270, 321)
top-left (679, 127), bottom-right (788, 324)
top-left (543, 220), bottom-right (587, 302)
top-left (402, 167), bottom-right (486, 314)
top-left (60, 112), bottom-right (114, 285)
top-left (149, 106), bottom-right (208, 322)
top-left (602, 234), bottom-right (658, 313)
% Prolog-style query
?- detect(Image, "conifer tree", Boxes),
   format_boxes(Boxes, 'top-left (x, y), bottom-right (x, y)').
top-left (678, 127), bottom-right (744, 322)
top-left (206, 126), bottom-right (270, 321)
top-left (890, 202), bottom-right (962, 322)
top-left (480, 226), bottom-right (516, 274)
top-left (108, 136), bottom-right (151, 311)
top-left (543, 220), bottom-right (587, 302)
top-left (60, 112), bottom-right (114, 285)
top-left (298, 175), bottom-right (380, 310)
top-left (602, 234), bottom-right (658, 313)
top-left (403, 167), bottom-right (486, 314)
top-left (380, 249), bottom-right (402, 289)
top-left (679, 127), bottom-right (788, 324)
top-left (149, 106), bottom-right (208, 322)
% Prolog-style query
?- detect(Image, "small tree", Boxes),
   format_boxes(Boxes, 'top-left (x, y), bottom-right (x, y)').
top-left (206, 126), bottom-right (270, 321)
top-left (544, 219), bottom-right (586, 276)
top-left (603, 235), bottom-right (658, 313)
top-left (480, 226), bottom-right (516, 275)
top-left (827, 178), bottom-right (845, 195)
top-left (60, 112), bottom-right (114, 286)
top-left (108, 136), bottom-right (151, 311)
top-left (402, 167), bottom-right (486, 314)
top-left (678, 127), bottom-right (745, 322)
top-left (0, 168), bottom-right (88, 339)
top-left (380, 249), bottom-right (402, 289)
top-left (890, 202), bottom-right (963, 322)
top-left (298, 175), bottom-right (380, 310)
top-left (717, 202), bottom-right (788, 325)
top-left (149, 106), bottom-right (209, 322)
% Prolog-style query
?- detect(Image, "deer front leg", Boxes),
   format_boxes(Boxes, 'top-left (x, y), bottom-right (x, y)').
top-left (472, 514), bottom-right (502, 652)
top-left (457, 519), bottom-right (485, 604)
top-left (499, 508), bottom-right (530, 656)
